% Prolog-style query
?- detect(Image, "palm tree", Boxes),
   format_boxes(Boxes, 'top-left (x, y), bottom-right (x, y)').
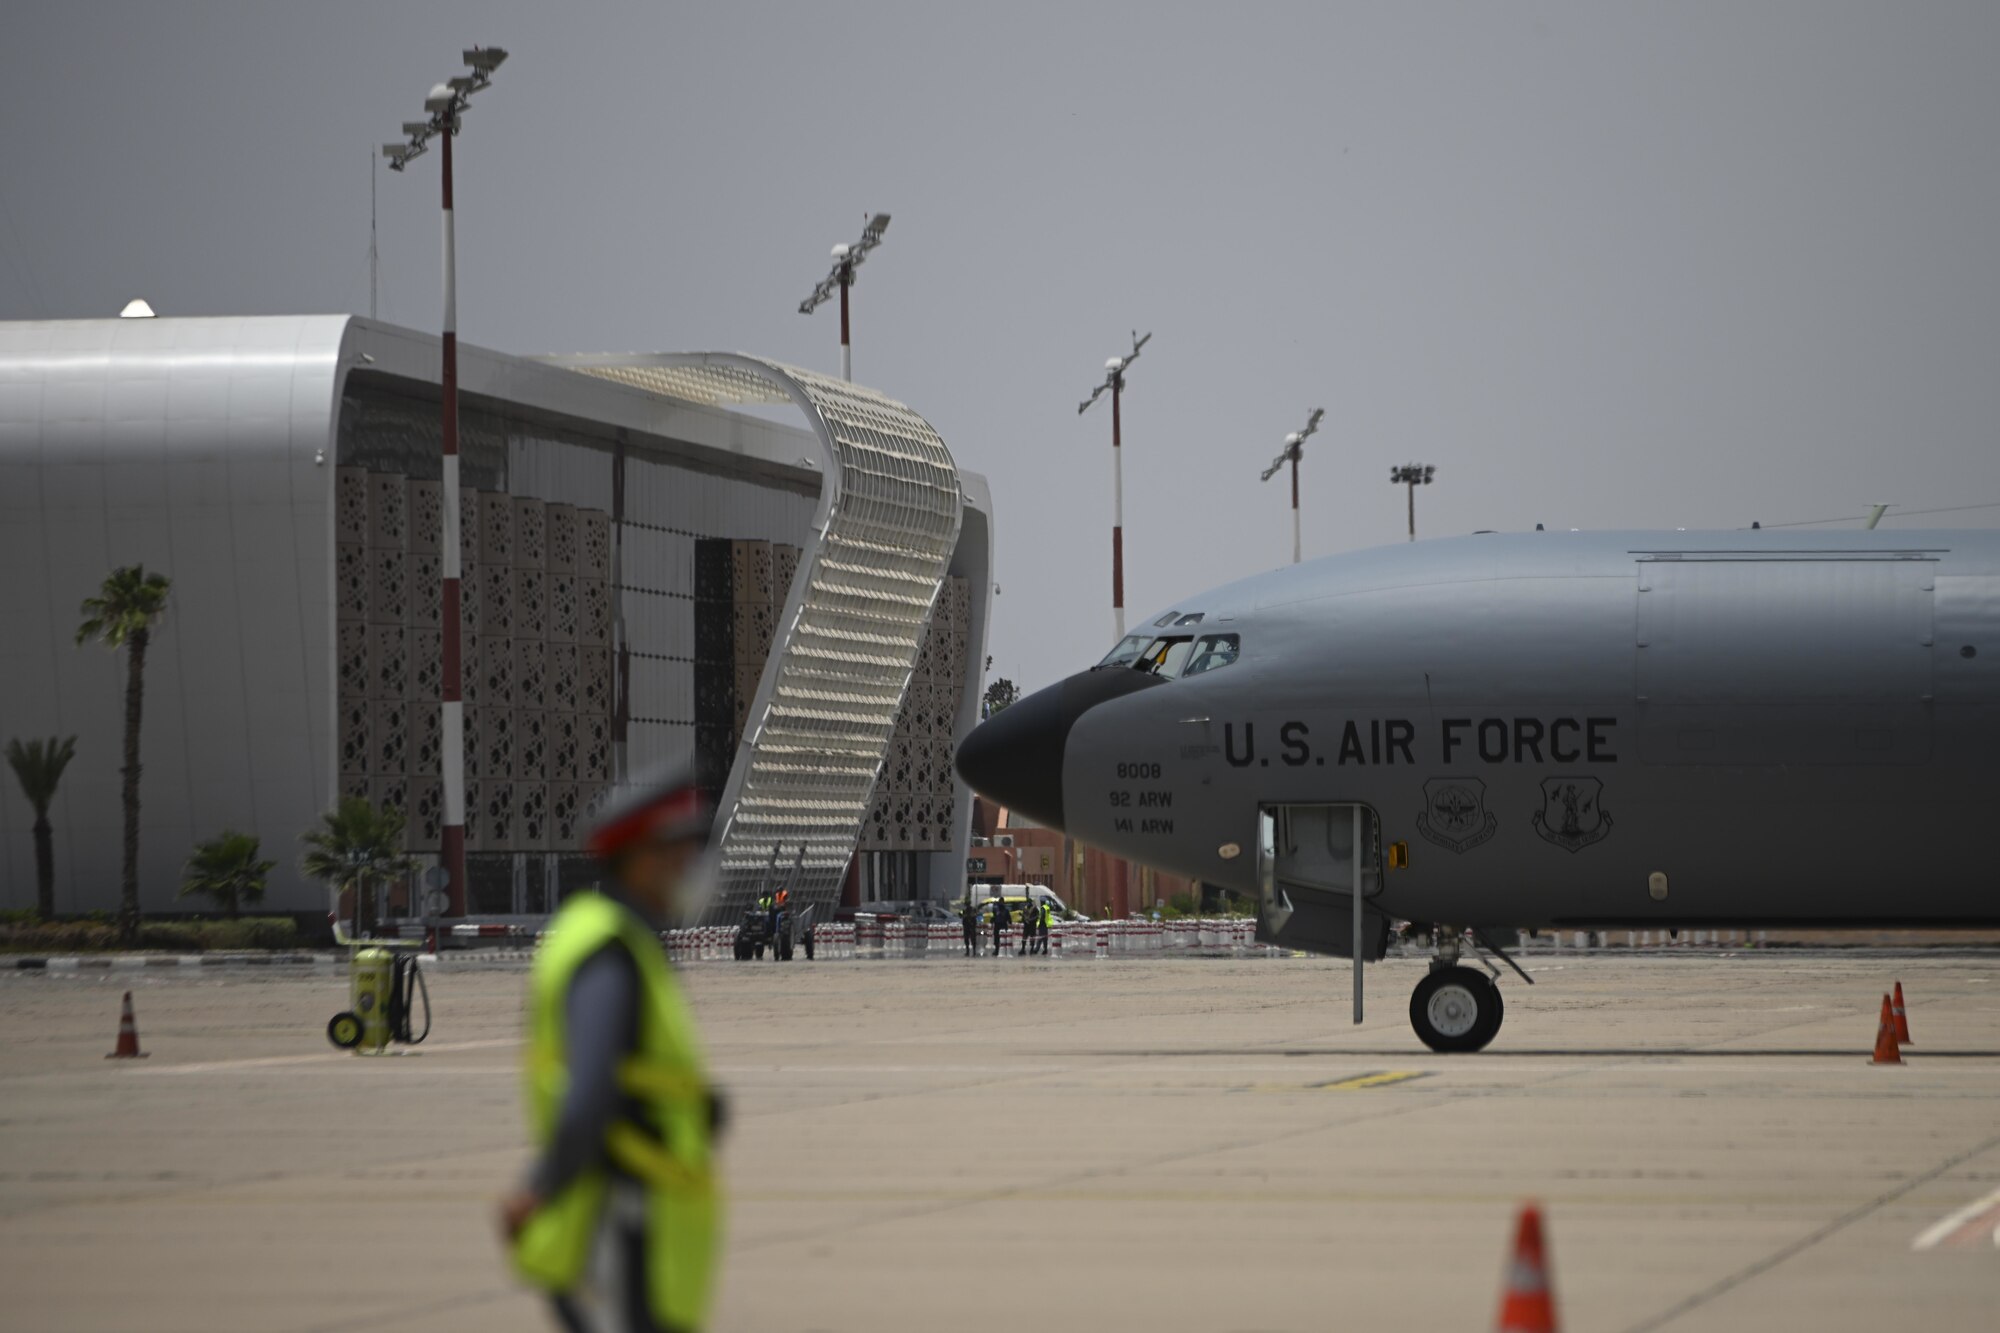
top-left (5, 735), bottom-right (79, 919)
top-left (180, 830), bottom-right (274, 918)
top-left (75, 566), bottom-right (171, 944)
top-left (301, 796), bottom-right (415, 940)
top-left (981, 677), bottom-right (1020, 719)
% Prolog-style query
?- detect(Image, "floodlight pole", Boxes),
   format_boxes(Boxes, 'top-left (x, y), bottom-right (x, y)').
top-left (1111, 367), bottom-right (1125, 640)
top-left (1289, 453), bottom-right (1301, 565)
top-left (1079, 333), bottom-right (1148, 643)
top-left (435, 112), bottom-right (470, 919)
top-left (1261, 410), bottom-right (1321, 566)
top-left (800, 217), bottom-right (888, 382)
top-left (387, 49), bottom-right (505, 920)
top-left (838, 262), bottom-right (852, 381)
top-left (1391, 463), bottom-right (1435, 543)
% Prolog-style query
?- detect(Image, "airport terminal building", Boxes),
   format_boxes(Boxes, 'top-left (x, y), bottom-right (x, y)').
top-left (0, 316), bottom-right (991, 923)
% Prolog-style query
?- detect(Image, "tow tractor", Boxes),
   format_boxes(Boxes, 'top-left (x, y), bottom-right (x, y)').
top-left (733, 844), bottom-right (816, 961)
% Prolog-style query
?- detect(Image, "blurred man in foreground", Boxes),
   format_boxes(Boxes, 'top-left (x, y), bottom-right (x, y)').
top-left (502, 765), bottom-right (723, 1332)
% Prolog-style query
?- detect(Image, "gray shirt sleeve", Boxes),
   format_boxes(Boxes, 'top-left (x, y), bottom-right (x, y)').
top-left (527, 944), bottom-right (638, 1199)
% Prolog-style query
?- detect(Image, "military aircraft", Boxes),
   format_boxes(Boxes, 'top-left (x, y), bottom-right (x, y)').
top-left (955, 529), bottom-right (2000, 1051)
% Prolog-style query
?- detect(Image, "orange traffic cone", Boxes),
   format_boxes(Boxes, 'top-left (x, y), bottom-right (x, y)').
top-left (1892, 981), bottom-right (1913, 1046)
top-left (1869, 993), bottom-right (1903, 1066)
top-left (1496, 1201), bottom-right (1558, 1332)
top-left (105, 990), bottom-right (148, 1060)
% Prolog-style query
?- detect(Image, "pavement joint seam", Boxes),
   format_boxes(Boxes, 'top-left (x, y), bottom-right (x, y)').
top-left (1616, 1127), bottom-right (2000, 1332)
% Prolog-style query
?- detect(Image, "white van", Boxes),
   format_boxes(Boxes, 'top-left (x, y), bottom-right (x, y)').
top-left (965, 883), bottom-right (1080, 920)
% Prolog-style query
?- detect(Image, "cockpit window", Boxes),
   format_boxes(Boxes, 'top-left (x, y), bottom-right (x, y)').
top-left (1102, 630), bottom-right (1240, 678)
top-left (1152, 612), bottom-right (1181, 628)
top-left (1180, 633), bottom-right (1241, 678)
top-left (1173, 612), bottom-right (1205, 626)
top-left (1134, 636), bottom-right (1196, 676)
top-left (1096, 634), bottom-right (1152, 669)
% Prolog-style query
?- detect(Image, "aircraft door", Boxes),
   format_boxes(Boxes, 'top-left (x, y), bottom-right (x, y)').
top-left (1256, 803), bottom-right (1390, 962)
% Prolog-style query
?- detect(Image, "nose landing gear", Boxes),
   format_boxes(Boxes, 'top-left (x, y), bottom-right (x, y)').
top-left (1408, 928), bottom-right (1507, 1053)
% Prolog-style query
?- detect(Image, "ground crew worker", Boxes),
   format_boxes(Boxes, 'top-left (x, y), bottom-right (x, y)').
top-left (960, 895), bottom-right (978, 957)
top-left (990, 895), bottom-right (1007, 957)
top-left (1038, 897), bottom-right (1053, 954)
top-left (501, 764), bottom-right (722, 1333)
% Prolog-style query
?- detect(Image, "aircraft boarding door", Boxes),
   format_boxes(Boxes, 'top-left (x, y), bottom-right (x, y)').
top-left (1257, 803), bottom-right (1390, 1023)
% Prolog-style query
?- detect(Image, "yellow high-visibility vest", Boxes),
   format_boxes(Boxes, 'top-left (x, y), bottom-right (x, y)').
top-left (513, 890), bottom-right (719, 1329)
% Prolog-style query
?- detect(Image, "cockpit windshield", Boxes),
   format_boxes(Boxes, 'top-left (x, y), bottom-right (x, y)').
top-left (1096, 634), bottom-right (1153, 669)
top-left (1097, 630), bottom-right (1241, 679)
top-left (1135, 636), bottom-right (1196, 676)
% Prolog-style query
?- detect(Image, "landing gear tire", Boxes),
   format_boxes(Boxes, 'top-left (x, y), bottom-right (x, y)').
top-left (1410, 966), bottom-right (1504, 1053)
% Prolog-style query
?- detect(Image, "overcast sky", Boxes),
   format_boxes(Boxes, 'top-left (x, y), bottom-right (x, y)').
top-left (6, 3), bottom-right (1997, 691)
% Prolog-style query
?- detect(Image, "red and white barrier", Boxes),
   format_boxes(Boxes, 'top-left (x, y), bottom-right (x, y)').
top-left (398, 914), bottom-right (1299, 965)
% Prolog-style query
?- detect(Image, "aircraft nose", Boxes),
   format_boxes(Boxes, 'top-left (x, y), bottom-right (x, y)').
top-left (954, 667), bottom-right (1166, 832)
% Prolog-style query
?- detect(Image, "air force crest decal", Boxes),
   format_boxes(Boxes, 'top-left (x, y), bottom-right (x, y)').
top-left (1417, 777), bottom-right (1498, 853)
top-left (1532, 776), bottom-right (1612, 853)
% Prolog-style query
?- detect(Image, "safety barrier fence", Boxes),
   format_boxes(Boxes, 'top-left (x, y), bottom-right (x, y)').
top-left (3, 925), bottom-right (1830, 971)
top-left (394, 923), bottom-right (537, 940)
top-left (659, 917), bottom-right (1284, 963)
top-left (388, 920), bottom-right (1779, 959)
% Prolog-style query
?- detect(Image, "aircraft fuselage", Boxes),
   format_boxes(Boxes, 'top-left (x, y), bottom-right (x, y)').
top-left (960, 531), bottom-right (2000, 931)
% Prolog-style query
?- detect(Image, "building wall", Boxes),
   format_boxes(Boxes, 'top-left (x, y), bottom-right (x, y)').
top-left (0, 316), bottom-right (994, 919)
top-left (0, 316), bottom-right (343, 913)
top-left (332, 377), bottom-right (822, 913)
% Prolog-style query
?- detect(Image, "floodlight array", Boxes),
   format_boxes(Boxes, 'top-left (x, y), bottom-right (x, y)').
top-left (382, 46), bottom-right (508, 172)
top-left (798, 212), bottom-right (894, 314)
top-left (1261, 406), bottom-right (1326, 482)
top-left (1078, 330), bottom-right (1152, 414)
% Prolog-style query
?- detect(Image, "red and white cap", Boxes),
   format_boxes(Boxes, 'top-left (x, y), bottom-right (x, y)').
top-left (585, 764), bottom-right (712, 860)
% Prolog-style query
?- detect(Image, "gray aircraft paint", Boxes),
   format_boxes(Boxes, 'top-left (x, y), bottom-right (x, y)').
top-left (967, 530), bottom-right (2000, 937)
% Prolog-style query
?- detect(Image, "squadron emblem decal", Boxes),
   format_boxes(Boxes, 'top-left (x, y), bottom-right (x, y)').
top-left (1416, 777), bottom-right (1498, 853)
top-left (1532, 776), bottom-right (1612, 852)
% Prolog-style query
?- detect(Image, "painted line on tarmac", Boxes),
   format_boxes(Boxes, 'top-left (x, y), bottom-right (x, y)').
top-left (1308, 1069), bottom-right (1430, 1091)
top-left (1912, 1184), bottom-right (2000, 1250)
top-left (129, 1038), bottom-right (516, 1075)
top-left (1242, 1070), bottom-right (1433, 1094)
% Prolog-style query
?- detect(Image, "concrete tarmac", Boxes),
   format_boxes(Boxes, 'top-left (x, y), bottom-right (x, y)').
top-left (2, 951), bottom-right (1997, 1332)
